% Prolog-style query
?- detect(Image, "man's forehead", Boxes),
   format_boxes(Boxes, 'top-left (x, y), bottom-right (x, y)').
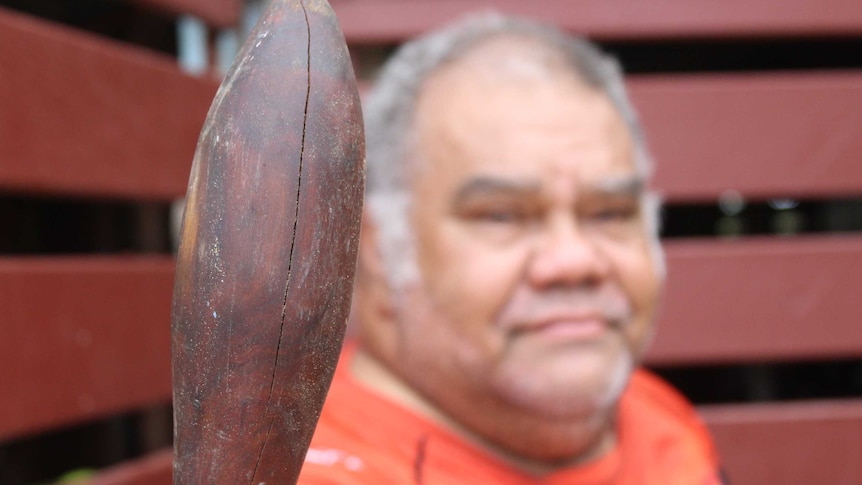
top-left (410, 34), bottom-right (640, 202)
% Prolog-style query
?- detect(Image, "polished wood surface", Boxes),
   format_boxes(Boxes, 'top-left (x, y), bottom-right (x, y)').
top-left (170, 0), bottom-right (364, 482)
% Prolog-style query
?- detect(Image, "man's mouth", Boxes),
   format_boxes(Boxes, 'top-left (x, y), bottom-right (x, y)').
top-left (514, 313), bottom-right (614, 341)
top-left (535, 318), bottom-right (606, 339)
top-left (497, 287), bottom-right (633, 342)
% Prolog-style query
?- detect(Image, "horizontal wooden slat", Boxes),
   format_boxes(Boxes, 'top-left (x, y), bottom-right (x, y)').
top-left (5, 5), bottom-right (859, 202)
top-left (0, 257), bottom-right (174, 441)
top-left (89, 449), bottom-right (173, 485)
top-left (701, 399), bottom-right (862, 484)
top-left (4, 241), bottom-right (859, 440)
top-left (77, 399), bottom-right (862, 485)
top-left (0, 7), bottom-right (217, 200)
top-left (632, 72), bottom-right (862, 202)
top-left (130, 0), bottom-right (241, 29)
top-left (80, 401), bottom-right (862, 485)
top-left (82, 400), bottom-right (862, 485)
top-left (357, 70), bottom-right (862, 202)
top-left (647, 235), bottom-right (862, 365)
top-left (333, 0), bottom-right (862, 43)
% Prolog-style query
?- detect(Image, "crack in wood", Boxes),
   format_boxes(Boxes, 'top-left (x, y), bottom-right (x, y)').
top-left (250, 1), bottom-right (313, 481)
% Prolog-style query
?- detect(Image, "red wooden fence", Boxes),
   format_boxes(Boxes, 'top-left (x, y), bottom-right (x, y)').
top-left (2, 1), bottom-right (861, 483)
top-left (331, 0), bottom-right (862, 43)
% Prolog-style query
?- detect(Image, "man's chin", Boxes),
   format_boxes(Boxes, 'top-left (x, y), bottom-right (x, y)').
top-left (494, 349), bottom-right (634, 419)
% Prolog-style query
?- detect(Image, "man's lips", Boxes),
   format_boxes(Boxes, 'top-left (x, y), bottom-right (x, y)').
top-left (512, 314), bottom-right (612, 340)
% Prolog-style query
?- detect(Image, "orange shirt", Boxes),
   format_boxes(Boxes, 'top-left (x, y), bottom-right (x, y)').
top-left (299, 343), bottom-right (722, 484)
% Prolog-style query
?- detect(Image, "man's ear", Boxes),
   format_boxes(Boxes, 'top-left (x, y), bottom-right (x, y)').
top-left (356, 209), bottom-right (386, 287)
top-left (353, 209), bottom-right (396, 323)
top-left (351, 208), bottom-right (400, 357)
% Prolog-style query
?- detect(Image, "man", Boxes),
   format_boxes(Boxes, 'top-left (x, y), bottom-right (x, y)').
top-left (300, 12), bottom-right (722, 484)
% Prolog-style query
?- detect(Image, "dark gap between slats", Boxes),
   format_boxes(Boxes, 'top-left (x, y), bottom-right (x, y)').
top-left (0, 194), bottom-right (173, 254)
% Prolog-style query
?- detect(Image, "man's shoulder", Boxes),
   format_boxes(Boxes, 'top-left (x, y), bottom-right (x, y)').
top-left (621, 368), bottom-right (716, 446)
top-left (617, 369), bottom-right (723, 483)
top-left (298, 346), bottom-right (422, 484)
top-left (625, 368), bottom-right (705, 426)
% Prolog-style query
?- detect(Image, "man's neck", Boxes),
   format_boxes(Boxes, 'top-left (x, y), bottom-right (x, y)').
top-left (349, 347), bottom-right (616, 476)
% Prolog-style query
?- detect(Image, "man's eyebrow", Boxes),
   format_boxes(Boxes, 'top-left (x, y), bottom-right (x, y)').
top-left (453, 177), bottom-right (541, 202)
top-left (588, 175), bottom-right (645, 197)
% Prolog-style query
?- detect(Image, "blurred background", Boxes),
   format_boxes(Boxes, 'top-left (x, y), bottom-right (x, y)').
top-left (1, 0), bottom-right (861, 483)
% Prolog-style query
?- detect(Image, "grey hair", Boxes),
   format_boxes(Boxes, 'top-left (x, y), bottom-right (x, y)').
top-left (364, 12), bottom-right (663, 287)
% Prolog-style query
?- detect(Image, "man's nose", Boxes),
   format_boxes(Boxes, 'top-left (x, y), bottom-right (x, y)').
top-left (526, 216), bottom-right (611, 289)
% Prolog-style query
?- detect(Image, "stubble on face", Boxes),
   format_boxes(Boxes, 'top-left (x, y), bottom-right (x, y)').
top-left (367, 36), bottom-right (662, 464)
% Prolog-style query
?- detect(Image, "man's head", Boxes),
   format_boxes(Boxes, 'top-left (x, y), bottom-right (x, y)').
top-left (353, 13), bottom-right (664, 464)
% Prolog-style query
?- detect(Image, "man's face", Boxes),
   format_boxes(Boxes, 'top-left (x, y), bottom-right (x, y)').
top-left (388, 47), bottom-right (662, 426)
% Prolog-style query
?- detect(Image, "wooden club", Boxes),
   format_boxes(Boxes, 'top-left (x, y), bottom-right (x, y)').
top-left (170, 0), bottom-right (364, 482)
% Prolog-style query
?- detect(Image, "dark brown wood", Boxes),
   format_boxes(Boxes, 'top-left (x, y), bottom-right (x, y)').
top-left (0, 6), bottom-right (217, 200)
top-left (0, 257), bottom-right (174, 442)
top-left (701, 399), bottom-right (862, 484)
top-left (332, 0), bottom-right (862, 43)
top-left (130, 0), bottom-right (241, 29)
top-left (647, 235), bottom-right (862, 365)
top-left (170, 0), bottom-right (365, 483)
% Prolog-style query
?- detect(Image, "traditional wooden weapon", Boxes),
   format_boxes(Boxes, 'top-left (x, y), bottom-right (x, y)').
top-left (170, 1), bottom-right (364, 482)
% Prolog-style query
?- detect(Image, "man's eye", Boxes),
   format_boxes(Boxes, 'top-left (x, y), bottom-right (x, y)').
top-left (468, 209), bottom-right (525, 225)
top-left (589, 206), bottom-right (638, 223)
top-left (460, 204), bottom-right (534, 225)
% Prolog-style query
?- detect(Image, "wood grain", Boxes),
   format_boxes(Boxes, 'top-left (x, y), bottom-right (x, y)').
top-left (170, 0), bottom-right (365, 482)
